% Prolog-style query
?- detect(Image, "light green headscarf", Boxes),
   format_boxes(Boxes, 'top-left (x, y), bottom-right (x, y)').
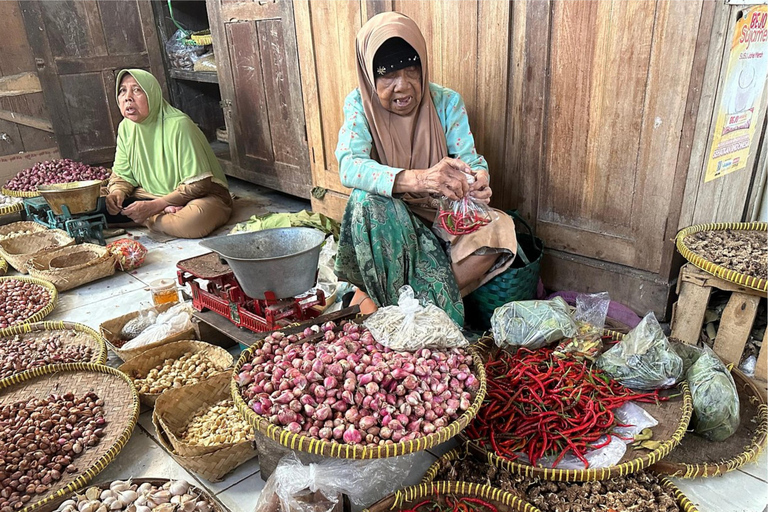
top-left (112, 69), bottom-right (227, 196)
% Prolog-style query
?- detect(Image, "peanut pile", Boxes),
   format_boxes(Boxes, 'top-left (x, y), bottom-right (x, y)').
top-left (0, 279), bottom-right (52, 329)
top-left (130, 353), bottom-right (221, 395)
top-left (0, 332), bottom-right (93, 380)
top-left (179, 399), bottom-right (254, 446)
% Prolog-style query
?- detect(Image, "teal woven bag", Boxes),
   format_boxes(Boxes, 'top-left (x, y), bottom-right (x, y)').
top-left (465, 210), bottom-right (543, 330)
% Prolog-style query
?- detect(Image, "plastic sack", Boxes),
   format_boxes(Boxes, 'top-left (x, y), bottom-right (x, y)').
top-left (193, 52), bottom-right (217, 72)
top-left (491, 297), bottom-right (577, 351)
top-left (165, 29), bottom-right (207, 70)
top-left (596, 312), bottom-right (683, 390)
top-left (363, 286), bottom-right (467, 350)
top-left (315, 236), bottom-right (338, 300)
top-left (121, 302), bottom-right (193, 350)
top-left (554, 292), bottom-right (610, 361)
top-left (120, 305), bottom-right (157, 340)
top-left (686, 346), bottom-right (740, 441)
top-left (253, 453), bottom-right (414, 512)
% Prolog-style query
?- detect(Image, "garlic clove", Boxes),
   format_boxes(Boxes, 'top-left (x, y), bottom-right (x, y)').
top-left (137, 483), bottom-right (153, 496)
top-left (135, 496), bottom-right (148, 507)
top-left (101, 490), bottom-right (117, 501)
top-left (168, 481), bottom-right (190, 497)
top-left (97, 505), bottom-right (109, 512)
top-left (117, 490), bottom-right (139, 507)
top-left (111, 481), bottom-right (131, 493)
top-left (170, 497), bottom-right (181, 505)
top-left (194, 501), bottom-right (211, 512)
top-left (153, 504), bottom-right (176, 512)
top-left (86, 488), bottom-right (101, 501)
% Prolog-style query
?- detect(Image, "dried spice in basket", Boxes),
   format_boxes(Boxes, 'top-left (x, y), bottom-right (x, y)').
top-left (684, 229), bottom-right (767, 280)
top-left (465, 347), bottom-right (666, 468)
top-left (434, 457), bottom-right (679, 512)
top-left (180, 399), bottom-right (254, 446)
top-left (129, 353), bottom-right (222, 394)
top-left (0, 331), bottom-right (94, 380)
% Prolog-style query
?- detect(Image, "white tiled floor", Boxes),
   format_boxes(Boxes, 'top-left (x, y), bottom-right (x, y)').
top-left (5, 177), bottom-right (767, 512)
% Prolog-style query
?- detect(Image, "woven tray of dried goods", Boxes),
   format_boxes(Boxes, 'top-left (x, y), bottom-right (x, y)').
top-left (0, 321), bottom-right (107, 381)
top-left (2, 160), bottom-right (111, 198)
top-left (650, 367), bottom-right (767, 477)
top-left (118, 340), bottom-right (233, 407)
top-left (0, 276), bottom-right (58, 328)
top-left (0, 363), bottom-right (140, 512)
top-left (675, 222), bottom-right (767, 292)
top-left (363, 481), bottom-right (536, 512)
top-left (422, 447), bottom-right (698, 512)
top-left (0, 229), bottom-right (75, 274)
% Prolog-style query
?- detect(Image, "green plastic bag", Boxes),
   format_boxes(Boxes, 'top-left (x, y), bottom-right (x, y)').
top-left (686, 345), bottom-right (740, 442)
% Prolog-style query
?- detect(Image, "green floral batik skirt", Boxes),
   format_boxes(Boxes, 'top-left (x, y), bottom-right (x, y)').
top-left (334, 189), bottom-right (464, 325)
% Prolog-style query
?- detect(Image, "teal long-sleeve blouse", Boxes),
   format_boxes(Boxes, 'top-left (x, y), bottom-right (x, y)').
top-left (335, 83), bottom-right (488, 197)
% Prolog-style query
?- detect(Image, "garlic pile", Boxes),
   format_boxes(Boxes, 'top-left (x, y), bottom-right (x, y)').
top-left (179, 399), bottom-right (254, 446)
top-left (0, 194), bottom-right (22, 207)
top-left (130, 353), bottom-right (222, 395)
top-left (0, 229), bottom-right (34, 241)
top-left (56, 480), bottom-right (213, 512)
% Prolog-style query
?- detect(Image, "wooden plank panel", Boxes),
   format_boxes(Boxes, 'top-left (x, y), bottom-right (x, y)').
top-left (0, 1), bottom-right (36, 76)
top-left (221, 2), bottom-right (282, 21)
top-left (0, 92), bottom-right (56, 152)
top-left (670, 282), bottom-right (712, 345)
top-left (54, 54), bottom-right (150, 75)
top-left (100, 0), bottom-right (145, 55)
top-left (39, 1), bottom-right (92, 59)
top-left (0, 119), bottom-right (25, 156)
top-left (537, 219), bottom-right (637, 268)
top-left (311, 190), bottom-right (349, 223)
top-left (756, 328), bottom-right (767, 384)
top-left (59, 73), bottom-right (114, 154)
top-left (80, 1), bottom-right (108, 57)
top-left (714, 292), bottom-right (760, 366)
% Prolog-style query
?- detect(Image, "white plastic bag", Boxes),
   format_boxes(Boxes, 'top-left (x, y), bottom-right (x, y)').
top-left (363, 286), bottom-right (467, 350)
top-left (316, 236), bottom-right (338, 300)
top-left (121, 302), bottom-right (194, 350)
top-left (554, 292), bottom-right (610, 361)
top-left (612, 401), bottom-right (659, 441)
top-left (253, 453), bottom-right (414, 512)
top-left (120, 304), bottom-right (158, 340)
top-left (491, 297), bottom-right (577, 351)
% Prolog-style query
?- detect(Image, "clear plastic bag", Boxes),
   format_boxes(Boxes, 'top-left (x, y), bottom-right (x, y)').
top-left (491, 297), bottom-right (577, 351)
top-left (685, 345), bottom-right (740, 441)
top-left (363, 285), bottom-right (467, 350)
top-left (315, 236), bottom-right (338, 300)
top-left (165, 29), bottom-right (207, 70)
top-left (433, 175), bottom-right (495, 239)
top-left (121, 302), bottom-right (194, 350)
top-left (193, 52), bottom-right (217, 72)
top-left (596, 312), bottom-right (683, 390)
top-left (554, 292), bottom-right (610, 361)
top-left (253, 453), bottom-right (414, 512)
top-left (612, 401), bottom-right (659, 441)
top-left (120, 304), bottom-right (158, 340)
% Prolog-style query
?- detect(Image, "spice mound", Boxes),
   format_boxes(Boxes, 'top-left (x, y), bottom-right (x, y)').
top-left (0, 278), bottom-right (52, 329)
top-left (129, 353), bottom-right (222, 395)
top-left (180, 399), bottom-right (254, 446)
top-left (435, 457), bottom-right (679, 512)
top-left (236, 320), bottom-right (480, 447)
top-left (54, 479), bottom-right (215, 512)
top-left (684, 229), bottom-right (767, 280)
top-left (0, 392), bottom-right (107, 511)
top-left (0, 331), bottom-right (94, 380)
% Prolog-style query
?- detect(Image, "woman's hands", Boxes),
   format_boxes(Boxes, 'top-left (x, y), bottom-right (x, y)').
top-left (468, 169), bottom-right (491, 205)
top-left (393, 157), bottom-right (492, 203)
top-left (122, 198), bottom-right (169, 224)
top-left (105, 191), bottom-right (126, 215)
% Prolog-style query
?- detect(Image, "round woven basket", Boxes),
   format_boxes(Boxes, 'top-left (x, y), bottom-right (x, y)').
top-left (0, 220), bottom-right (48, 239)
top-left (0, 200), bottom-right (23, 216)
top-left (0, 229), bottom-right (75, 274)
top-left (231, 320), bottom-right (488, 459)
top-left (421, 448), bottom-right (699, 512)
top-left (118, 340), bottom-right (234, 407)
top-left (2, 177), bottom-right (111, 199)
top-left (0, 275), bottom-right (58, 326)
top-left (26, 244), bottom-right (116, 292)
top-left (650, 367), bottom-right (767, 478)
top-left (363, 481), bottom-right (536, 512)
top-left (675, 222), bottom-right (767, 292)
top-left (0, 321), bottom-right (107, 380)
top-left (462, 329), bottom-right (693, 481)
top-left (0, 363), bottom-right (140, 512)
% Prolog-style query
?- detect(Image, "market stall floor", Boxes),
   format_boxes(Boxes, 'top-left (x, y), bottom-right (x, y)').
top-left (18, 177), bottom-right (765, 512)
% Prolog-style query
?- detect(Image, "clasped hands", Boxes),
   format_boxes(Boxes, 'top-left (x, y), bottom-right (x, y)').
top-left (105, 191), bottom-right (170, 223)
top-left (415, 157), bottom-right (491, 204)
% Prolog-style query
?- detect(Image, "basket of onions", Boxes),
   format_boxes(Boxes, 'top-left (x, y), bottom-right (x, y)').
top-left (231, 317), bottom-right (487, 462)
top-left (2, 159), bottom-right (111, 198)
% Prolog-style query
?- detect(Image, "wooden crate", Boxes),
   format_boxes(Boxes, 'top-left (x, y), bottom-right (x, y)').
top-left (671, 263), bottom-right (767, 385)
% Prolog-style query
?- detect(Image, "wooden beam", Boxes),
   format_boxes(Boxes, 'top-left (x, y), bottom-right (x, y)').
top-left (714, 292), bottom-right (760, 367)
top-left (0, 72), bottom-right (42, 97)
top-left (0, 109), bottom-right (52, 132)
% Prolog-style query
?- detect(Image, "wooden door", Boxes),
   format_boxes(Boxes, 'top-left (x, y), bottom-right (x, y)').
top-left (208, 0), bottom-right (311, 199)
top-left (18, 0), bottom-right (166, 165)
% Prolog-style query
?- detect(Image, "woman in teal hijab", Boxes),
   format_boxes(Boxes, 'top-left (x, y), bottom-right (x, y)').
top-left (105, 69), bottom-right (232, 238)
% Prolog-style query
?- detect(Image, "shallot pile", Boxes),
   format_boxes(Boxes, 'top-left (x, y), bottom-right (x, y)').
top-left (4, 160), bottom-right (110, 193)
top-left (0, 332), bottom-right (94, 380)
top-left (0, 279), bottom-right (52, 329)
top-left (236, 320), bottom-right (479, 447)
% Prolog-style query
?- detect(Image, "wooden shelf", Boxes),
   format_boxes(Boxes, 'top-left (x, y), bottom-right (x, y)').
top-left (169, 68), bottom-right (218, 84)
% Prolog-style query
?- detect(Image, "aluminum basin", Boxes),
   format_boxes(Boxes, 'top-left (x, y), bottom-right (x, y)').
top-left (199, 227), bottom-right (326, 299)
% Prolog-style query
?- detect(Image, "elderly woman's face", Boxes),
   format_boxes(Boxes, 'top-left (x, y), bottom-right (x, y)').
top-left (375, 65), bottom-right (422, 116)
top-left (118, 74), bottom-right (149, 123)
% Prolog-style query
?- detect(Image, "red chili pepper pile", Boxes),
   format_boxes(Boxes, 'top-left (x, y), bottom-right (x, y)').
top-left (465, 347), bottom-right (667, 469)
top-left (401, 496), bottom-right (498, 512)
top-left (437, 199), bottom-right (490, 236)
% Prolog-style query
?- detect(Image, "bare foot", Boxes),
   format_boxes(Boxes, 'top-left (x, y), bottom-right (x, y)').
top-left (163, 205), bottom-right (184, 214)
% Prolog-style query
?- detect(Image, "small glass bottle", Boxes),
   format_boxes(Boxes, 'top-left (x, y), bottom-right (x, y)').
top-left (150, 278), bottom-right (179, 306)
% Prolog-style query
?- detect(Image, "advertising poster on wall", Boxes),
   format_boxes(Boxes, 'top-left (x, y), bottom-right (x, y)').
top-left (705, 5), bottom-right (768, 183)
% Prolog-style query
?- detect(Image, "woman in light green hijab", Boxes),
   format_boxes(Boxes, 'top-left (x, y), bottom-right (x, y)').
top-left (105, 69), bottom-right (232, 238)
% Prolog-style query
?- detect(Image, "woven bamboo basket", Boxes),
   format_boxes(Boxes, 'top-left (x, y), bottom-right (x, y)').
top-left (99, 302), bottom-right (198, 361)
top-left (0, 363), bottom-right (140, 512)
top-left (463, 330), bottom-right (693, 482)
top-left (0, 229), bottom-right (75, 273)
top-left (363, 481), bottom-right (535, 512)
top-left (0, 200), bottom-right (23, 216)
top-left (32, 478), bottom-right (225, 512)
top-left (0, 220), bottom-right (47, 239)
top-left (0, 275), bottom-right (58, 326)
top-left (26, 244), bottom-right (116, 292)
top-left (675, 222), bottom-right (767, 292)
top-left (0, 321), bottom-right (107, 380)
top-left (650, 367), bottom-right (768, 478)
top-left (118, 340), bottom-right (233, 407)
top-left (231, 318), bottom-right (487, 460)
top-left (421, 448), bottom-right (699, 512)
top-left (2, 177), bottom-right (111, 199)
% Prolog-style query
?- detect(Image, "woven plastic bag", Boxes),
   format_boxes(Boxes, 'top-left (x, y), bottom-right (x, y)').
top-left (554, 292), bottom-right (610, 361)
top-left (596, 312), bottom-right (683, 390)
top-left (363, 285), bottom-right (467, 350)
top-left (491, 297), bottom-right (577, 351)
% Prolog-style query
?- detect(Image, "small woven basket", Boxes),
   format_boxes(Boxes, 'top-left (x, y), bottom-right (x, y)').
top-left (675, 221), bottom-right (767, 292)
top-left (0, 363), bottom-right (140, 512)
top-left (2, 177), bottom-right (111, 199)
top-left (0, 275), bottom-right (58, 326)
top-left (26, 244), bottom-right (116, 292)
top-left (0, 229), bottom-right (75, 273)
top-left (99, 302), bottom-right (198, 361)
top-left (0, 220), bottom-right (47, 239)
top-left (363, 481), bottom-right (536, 512)
top-left (650, 367), bottom-right (768, 478)
top-left (231, 318), bottom-right (487, 460)
top-left (118, 340), bottom-right (234, 407)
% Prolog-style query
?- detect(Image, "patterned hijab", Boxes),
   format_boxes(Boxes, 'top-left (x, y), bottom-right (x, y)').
top-left (355, 12), bottom-right (447, 170)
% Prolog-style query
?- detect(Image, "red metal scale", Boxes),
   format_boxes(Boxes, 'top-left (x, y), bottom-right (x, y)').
top-left (177, 252), bottom-right (325, 332)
